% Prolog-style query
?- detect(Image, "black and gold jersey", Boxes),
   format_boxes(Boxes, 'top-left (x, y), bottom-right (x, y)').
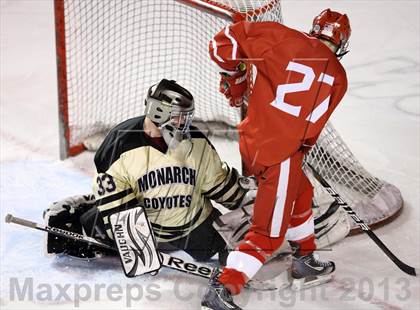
top-left (93, 116), bottom-right (245, 243)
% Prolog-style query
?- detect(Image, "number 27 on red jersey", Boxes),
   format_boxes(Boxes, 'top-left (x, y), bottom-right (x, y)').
top-left (270, 61), bottom-right (335, 124)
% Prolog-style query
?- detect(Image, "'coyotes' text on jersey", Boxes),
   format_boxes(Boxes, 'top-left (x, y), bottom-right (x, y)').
top-left (93, 116), bottom-right (245, 242)
top-left (210, 21), bottom-right (348, 166)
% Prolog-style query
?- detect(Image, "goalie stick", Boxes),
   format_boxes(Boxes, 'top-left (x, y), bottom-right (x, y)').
top-left (5, 214), bottom-right (214, 279)
top-left (306, 163), bottom-right (418, 277)
top-left (5, 213), bottom-right (289, 291)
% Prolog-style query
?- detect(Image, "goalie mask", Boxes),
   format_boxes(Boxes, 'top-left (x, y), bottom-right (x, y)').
top-left (144, 79), bottom-right (195, 149)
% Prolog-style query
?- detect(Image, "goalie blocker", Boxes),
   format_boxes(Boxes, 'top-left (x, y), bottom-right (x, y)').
top-left (44, 197), bottom-right (162, 277)
top-left (45, 202), bottom-right (211, 278)
top-left (110, 207), bottom-right (162, 277)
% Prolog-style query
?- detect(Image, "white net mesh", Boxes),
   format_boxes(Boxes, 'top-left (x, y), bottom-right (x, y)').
top-left (60, 0), bottom-right (282, 149)
top-left (57, 0), bottom-right (402, 231)
top-left (307, 123), bottom-right (402, 230)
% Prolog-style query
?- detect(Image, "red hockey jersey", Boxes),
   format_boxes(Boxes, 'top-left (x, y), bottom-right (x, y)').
top-left (209, 21), bottom-right (348, 166)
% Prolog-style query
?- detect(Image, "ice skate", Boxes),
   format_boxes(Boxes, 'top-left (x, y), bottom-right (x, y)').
top-left (289, 252), bottom-right (335, 291)
top-left (201, 269), bottom-right (242, 310)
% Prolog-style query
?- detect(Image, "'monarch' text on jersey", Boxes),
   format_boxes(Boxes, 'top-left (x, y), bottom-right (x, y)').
top-left (138, 166), bottom-right (197, 193)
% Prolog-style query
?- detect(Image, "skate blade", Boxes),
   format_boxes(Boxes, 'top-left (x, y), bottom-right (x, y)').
top-left (246, 268), bottom-right (292, 291)
top-left (245, 279), bottom-right (277, 291)
top-left (289, 273), bottom-right (333, 291)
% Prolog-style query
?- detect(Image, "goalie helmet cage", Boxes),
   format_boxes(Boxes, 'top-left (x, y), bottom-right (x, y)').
top-left (54, 0), bottom-right (403, 232)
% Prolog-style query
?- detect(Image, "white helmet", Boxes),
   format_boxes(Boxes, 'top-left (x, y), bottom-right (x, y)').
top-left (144, 79), bottom-right (195, 148)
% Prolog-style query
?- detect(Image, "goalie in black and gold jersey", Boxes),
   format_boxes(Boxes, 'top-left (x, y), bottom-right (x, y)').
top-left (44, 79), bottom-right (251, 265)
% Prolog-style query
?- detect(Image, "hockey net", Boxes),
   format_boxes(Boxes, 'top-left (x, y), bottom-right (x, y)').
top-left (55, 0), bottom-right (402, 232)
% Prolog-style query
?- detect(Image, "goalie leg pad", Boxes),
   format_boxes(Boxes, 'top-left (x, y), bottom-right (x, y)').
top-left (212, 203), bottom-right (253, 250)
top-left (313, 201), bottom-right (351, 249)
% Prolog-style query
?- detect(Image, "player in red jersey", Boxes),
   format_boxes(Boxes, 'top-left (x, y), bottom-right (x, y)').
top-left (202, 9), bottom-right (351, 310)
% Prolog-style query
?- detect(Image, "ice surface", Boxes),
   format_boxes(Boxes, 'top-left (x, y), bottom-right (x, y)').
top-left (1, 1), bottom-right (419, 309)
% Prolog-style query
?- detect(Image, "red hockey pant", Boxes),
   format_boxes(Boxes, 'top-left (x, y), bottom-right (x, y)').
top-left (220, 151), bottom-right (316, 295)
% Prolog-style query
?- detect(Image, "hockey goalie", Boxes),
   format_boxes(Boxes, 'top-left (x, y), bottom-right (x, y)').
top-left (43, 79), bottom-right (350, 282)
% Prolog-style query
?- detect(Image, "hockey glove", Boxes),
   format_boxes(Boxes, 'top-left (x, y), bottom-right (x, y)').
top-left (109, 207), bottom-right (162, 277)
top-left (43, 194), bottom-right (99, 258)
top-left (219, 70), bottom-right (248, 107)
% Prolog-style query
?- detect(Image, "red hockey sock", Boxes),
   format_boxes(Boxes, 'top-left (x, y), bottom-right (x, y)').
top-left (296, 235), bottom-right (316, 256)
top-left (219, 267), bottom-right (248, 295)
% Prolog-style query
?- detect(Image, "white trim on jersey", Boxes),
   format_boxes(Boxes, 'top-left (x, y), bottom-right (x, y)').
top-left (285, 215), bottom-right (315, 241)
top-left (270, 157), bottom-right (291, 238)
top-left (224, 25), bottom-right (238, 61)
top-left (226, 250), bottom-right (263, 280)
top-left (211, 39), bottom-right (225, 63)
top-left (97, 192), bottom-right (137, 212)
top-left (251, 64), bottom-right (258, 86)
